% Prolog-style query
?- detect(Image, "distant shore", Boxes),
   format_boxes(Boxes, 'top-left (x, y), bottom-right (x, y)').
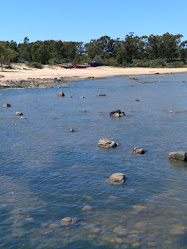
top-left (1, 64), bottom-right (187, 88)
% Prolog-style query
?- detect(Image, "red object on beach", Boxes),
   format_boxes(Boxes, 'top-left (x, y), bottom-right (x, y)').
top-left (74, 64), bottom-right (87, 68)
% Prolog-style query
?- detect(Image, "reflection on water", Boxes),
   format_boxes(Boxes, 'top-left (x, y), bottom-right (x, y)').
top-left (0, 74), bottom-right (187, 248)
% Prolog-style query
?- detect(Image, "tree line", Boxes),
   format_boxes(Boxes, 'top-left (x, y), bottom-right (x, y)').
top-left (0, 32), bottom-right (187, 69)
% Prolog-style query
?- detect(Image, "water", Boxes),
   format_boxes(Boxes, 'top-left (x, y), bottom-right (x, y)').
top-left (0, 74), bottom-right (187, 249)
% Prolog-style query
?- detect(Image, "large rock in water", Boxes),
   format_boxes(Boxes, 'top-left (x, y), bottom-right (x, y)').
top-left (132, 147), bottom-right (146, 154)
top-left (15, 112), bottom-right (23, 116)
top-left (3, 103), bottom-right (11, 108)
top-left (168, 151), bottom-right (187, 162)
top-left (110, 109), bottom-right (125, 117)
top-left (57, 91), bottom-right (65, 97)
top-left (98, 138), bottom-right (118, 148)
top-left (106, 173), bottom-right (125, 184)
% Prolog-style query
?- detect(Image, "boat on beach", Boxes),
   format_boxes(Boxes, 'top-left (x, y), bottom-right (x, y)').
top-left (58, 64), bottom-right (74, 69)
top-left (74, 64), bottom-right (88, 68)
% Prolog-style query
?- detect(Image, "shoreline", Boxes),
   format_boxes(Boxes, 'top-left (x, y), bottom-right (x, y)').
top-left (1, 64), bottom-right (187, 89)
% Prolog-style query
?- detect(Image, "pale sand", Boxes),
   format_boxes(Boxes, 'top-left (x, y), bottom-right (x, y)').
top-left (1, 64), bottom-right (187, 82)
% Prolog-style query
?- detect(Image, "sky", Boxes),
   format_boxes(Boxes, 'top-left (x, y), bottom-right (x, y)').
top-left (1, 0), bottom-right (187, 44)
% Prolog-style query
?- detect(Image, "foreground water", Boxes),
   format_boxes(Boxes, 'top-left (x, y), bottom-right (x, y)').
top-left (0, 73), bottom-right (187, 249)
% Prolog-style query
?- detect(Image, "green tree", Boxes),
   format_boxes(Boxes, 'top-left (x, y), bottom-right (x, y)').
top-left (0, 45), bottom-right (17, 71)
top-left (85, 39), bottom-right (102, 60)
top-left (31, 41), bottom-right (51, 64)
top-left (159, 33), bottom-right (182, 62)
top-left (123, 33), bottom-right (140, 63)
top-left (147, 34), bottom-right (160, 59)
top-left (180, 40), bottom-right (187, 63)
top-left (60, 42), bottom-right (77, 62)
top-left (18, 37), bottom-right (31, 62)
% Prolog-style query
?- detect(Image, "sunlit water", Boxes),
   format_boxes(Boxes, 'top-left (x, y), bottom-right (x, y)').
top-left (0, 73), bottom-right (187, 249)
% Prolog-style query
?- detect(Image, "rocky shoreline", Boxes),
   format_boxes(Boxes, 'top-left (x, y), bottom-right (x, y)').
top-left (0, 76), bottom-right (95, 89)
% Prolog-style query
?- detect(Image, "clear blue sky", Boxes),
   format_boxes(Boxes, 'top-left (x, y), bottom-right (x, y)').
top-left (1, 0), bottom-right (187, 44)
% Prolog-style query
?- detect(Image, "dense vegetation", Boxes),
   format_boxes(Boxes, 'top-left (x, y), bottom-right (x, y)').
top-left (0, 33), bottom-right (187, 69)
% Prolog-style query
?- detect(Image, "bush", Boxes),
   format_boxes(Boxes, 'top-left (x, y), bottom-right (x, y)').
top-left (130, 59), bottom-right (166, 68)
top-left (27, 62), bottom-right (43, 69)
top-left (166, 61), bottom-right (185, 68)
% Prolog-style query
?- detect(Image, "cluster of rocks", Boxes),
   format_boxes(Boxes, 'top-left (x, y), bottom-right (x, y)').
top-left (2, 103), bottom-right (26, 119)
top-left (0, 77), bottom-right (66, 89)
top-left (3, 84), bottom-right (187, 233)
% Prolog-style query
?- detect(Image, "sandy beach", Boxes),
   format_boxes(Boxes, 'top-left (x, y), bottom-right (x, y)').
top-left (1, 64), bottom-right (187, 88)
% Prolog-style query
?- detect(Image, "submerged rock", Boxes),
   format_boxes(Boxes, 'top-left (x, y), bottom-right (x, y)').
top-left (168, 151), bottom-right (187, 162)
top-left (160, 109), bottom-right (180, 114)
top-left (132, 147), bottom-right (146, 154)
top-left (57, 91), bottom-right (65, 97)
top-left (97, 93), bottom-right (106, 96)
top-left (106, 173), bottom-right (125, 184)
top-left (3, 103), bottom-right (11, 108)
top-left (110, 109), bottom-right (125, 117)
top-left (98, 138), bottom-right (118, 148)
top-left (82, 205), bottom-right (93, 211)
top-left (15, 112), bottom-right (23, 116)
top-left (113, 225), bottom-right (127, 235)
top-left (60, 217), bottom-right (77, 226)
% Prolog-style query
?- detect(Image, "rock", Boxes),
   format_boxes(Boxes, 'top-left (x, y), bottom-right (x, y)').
top-left (168, 151), bottom-right (187, 162)
top-left (82, 205), bottom-right (93, 211)
top-left (132, 147), bottom-right (146, 154)
top-left (3, 103), bottom-right (11, 108)
top-left (98, 138), bottom-right (118, 148)
top-left (110, 109), bottom-right (125, 117)
top-left (15, 112), bottom-right (23, 116)
top-left (20, 117), bottom-right (26, 119)
top-left (69, 128), bottom-right (75, 132)
top-left (60, 217), bottom-right (77, 226)
top-left (106, 173), bottom-right (125, 184)
top-left (97, 93), bottom-right (106, 96)
top-left (57, 91), bottom-right (65, 97)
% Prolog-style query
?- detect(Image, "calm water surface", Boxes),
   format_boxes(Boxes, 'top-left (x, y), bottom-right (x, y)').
top-left (0, 74), bottom-right (187, 249)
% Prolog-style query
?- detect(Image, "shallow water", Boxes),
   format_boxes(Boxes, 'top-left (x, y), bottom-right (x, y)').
top-left (0, 73), bottom-right (187, 249)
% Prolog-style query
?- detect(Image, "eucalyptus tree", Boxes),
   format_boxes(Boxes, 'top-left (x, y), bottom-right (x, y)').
top-left (123, 32), bottom-right (140, 63)
top-left (146, 34), bottom-right (160, 59)
top-left (180, 40), bottom-right (187, 63)
top-left (159, 33), bottom-right (183, 62)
